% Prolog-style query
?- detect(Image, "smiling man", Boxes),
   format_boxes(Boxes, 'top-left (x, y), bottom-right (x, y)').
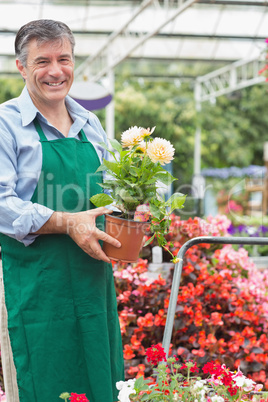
top-left (0, 19), bottom-right (124, 402)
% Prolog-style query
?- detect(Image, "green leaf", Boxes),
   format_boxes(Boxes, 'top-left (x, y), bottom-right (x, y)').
top-left (109, 138), bottom-right (122, 153)
top-left (117, 189), bottom-right (137, 203)
top-left (119, 149), bottom-right (130, 159)
top-left (98, 141), bottom-right (117, 159)
top-left (154, 171), bottom-right (177, 186)
top-left (90, 193), bottom-right (114, 207)
top-left (98, 141), bottom-right (109, 151)
top-left (211, 257), bottom-right (219, 265)
top-left (95, 163), bottom-right (108, 173)
top-left (134, 375), bottom-right (147, 389)
top-left (129, 166), bottom-right (139, 177)
top-left (166, 192), bottom-right (186, 211)
top-left (97, 182), bottom-right (114, 189)
top-left (102, 159), bottom-right (121, 176)
top-left (149, 202), bottom-right (162, 220)
top-left (143, 233), bottom-right (156, 247)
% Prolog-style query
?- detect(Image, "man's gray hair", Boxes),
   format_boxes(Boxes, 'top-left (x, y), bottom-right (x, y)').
top-left (15, 19), bottom-right (75, 66)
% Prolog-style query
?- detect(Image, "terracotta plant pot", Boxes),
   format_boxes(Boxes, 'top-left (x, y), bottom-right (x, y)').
top-left (103, 213), bottom-right (150, 263)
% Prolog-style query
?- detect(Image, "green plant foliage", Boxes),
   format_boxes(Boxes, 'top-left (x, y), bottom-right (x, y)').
top-left (200, 85), bottom-right (268, 169)
top-left (0, 78), bottom-right (24, 103)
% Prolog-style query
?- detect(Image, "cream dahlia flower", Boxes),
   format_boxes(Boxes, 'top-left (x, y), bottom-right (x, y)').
top-left (147, 137), bottom-right (175, 165)
top-left (121, 126), bottom-right (144, 148)
top-left (141, 126), bottom-right (155, 138)
top-left (136, 140), bottom-right (147, 153)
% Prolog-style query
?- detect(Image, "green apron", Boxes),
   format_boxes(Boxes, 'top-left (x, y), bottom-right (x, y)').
top-left (0, 118), bottom-right (124, 402)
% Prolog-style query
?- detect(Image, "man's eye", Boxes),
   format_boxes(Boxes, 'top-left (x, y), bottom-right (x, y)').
top-left (60, 58), bottom-right (70, 64)
top-left (37, 61), bottom-right (48, 65)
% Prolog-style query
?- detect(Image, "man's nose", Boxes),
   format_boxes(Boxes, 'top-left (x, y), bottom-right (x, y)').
top-left (48, 61), bottom-right (62, 76)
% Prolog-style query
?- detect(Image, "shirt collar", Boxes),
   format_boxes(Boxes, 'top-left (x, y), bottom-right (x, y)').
top-left (18, 86), bottom-right (39, 127)
top-left (65, 95), bottom-right (90, 121)
top-left (18, 86), bottom-right (91, 127)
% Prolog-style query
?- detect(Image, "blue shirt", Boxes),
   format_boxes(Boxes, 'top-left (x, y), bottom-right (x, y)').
top-left (0, 86), bottom-right (109, 246)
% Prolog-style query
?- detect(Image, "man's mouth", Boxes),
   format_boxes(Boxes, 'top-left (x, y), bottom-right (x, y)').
top-left (46, 81), bottom-right (64, 87)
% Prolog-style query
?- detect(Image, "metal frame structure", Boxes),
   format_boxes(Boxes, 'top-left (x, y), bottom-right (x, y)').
top-left (193, 55), bottom-right (267, 181)
top-left (0, 0), bottom-right (267, 160)
top-left (77, 0), bottom-right (199, 83)
top-left (0, 0), bottom-right (267, 77)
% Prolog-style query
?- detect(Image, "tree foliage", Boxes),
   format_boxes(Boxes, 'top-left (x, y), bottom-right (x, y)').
top-left (200, 85), bottom-right (268, 169)
top-left (0, 78), bottom-right (24, 104)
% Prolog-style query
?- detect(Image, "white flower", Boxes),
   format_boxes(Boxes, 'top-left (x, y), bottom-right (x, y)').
top-left (116, 379), bottom-right (136, 402)
top-left (233, 375), bottom-right (255, 391)
top-left (211, 396), bottom-right (225, 402)
top-left (192, 380), bottom-right (207, 390)
top-left (147, 137), bottom-right (175, 165)
top-left (232, 368), bottom-right (256, 391)
top-left (121, 126), bottom-right (145, 147)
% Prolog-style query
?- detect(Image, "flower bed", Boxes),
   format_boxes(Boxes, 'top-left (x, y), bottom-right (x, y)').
top-left (113, 214), bottom-right (268, 390)
top-left (1, 214), bottom-right (268, 399)
top-left (117, 344), bottom-right (265, 402)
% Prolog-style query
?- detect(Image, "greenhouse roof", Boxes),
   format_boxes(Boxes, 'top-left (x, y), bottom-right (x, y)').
top-left (0, 0), bottom-right (267, 80)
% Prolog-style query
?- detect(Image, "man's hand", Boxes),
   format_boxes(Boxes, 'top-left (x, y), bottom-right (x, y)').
top-left (35, 208), bottom-right (121, 262)
top-left (67, 208), bottom-right (121, 262)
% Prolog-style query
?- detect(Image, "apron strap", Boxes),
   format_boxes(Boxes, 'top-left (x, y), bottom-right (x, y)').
top-left (79, 129), bottom-right (89, 142)
top-left (34, 118), bottom-right (88, 143)
top-left (34, 118), bottom-right (47, 141)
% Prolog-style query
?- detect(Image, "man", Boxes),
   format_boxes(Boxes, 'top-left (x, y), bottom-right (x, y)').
top-left (0, 19), bottom-right (124, 402)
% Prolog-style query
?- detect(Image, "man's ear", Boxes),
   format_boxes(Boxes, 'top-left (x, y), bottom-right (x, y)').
top-left (16, 59), bottom-right (27, 80)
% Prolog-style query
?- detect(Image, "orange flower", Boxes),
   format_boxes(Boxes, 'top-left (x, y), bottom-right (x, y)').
top-left (130, 335), bottom-right (141, 350)
top-left (127, 366), bottom-right (138, 376)
top-left (154, 309), bottom-right (166, 326)
top-left (143, 313), bottom-right (154, 327)
top-left (123, 345), bottom-right (135, 360)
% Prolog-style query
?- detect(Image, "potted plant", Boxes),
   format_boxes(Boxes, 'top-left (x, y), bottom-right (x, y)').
top-left (90, 126), bottom-right (186, 263)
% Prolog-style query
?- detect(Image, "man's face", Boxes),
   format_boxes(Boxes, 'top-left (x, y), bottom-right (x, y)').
top-left (16, 38), bottom-right (74, 108)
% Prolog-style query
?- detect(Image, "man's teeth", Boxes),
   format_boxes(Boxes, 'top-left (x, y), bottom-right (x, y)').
top-left (47, 82), bottom-right (63, 86)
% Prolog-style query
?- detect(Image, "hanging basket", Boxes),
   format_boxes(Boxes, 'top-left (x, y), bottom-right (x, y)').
top-left (103, 213), bottom-right (150, 263)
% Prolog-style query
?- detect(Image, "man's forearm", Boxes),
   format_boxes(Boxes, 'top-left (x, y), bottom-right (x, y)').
top-left (34, 211), bottom-right (72, 235)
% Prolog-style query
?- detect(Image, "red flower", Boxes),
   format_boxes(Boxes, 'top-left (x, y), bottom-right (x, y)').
top-left (69, 393), bottom-right (89, 402)
top-left (146, 344), bottom-right (166, 366)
